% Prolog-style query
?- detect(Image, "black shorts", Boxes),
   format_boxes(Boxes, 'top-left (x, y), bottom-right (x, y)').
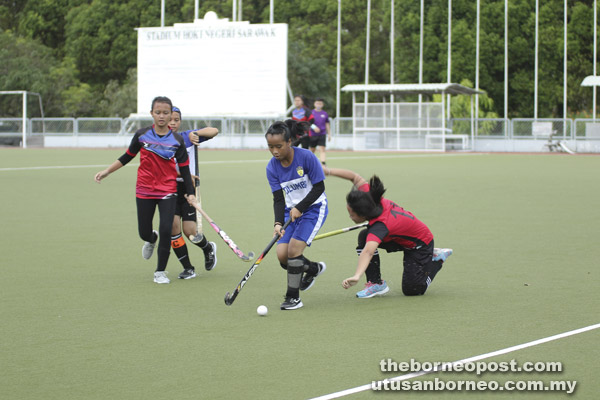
top-left (175, 182), bottom-right (197, 221)
top-left (309, 135), bottom-right (326, 148)
top-left (298, 135), bottom-right (310, 149)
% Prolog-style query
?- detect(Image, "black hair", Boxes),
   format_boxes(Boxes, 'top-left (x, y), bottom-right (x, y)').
top-left (151, 96), bottom-right (173, 111)
top-left (346, 175), bottom-right (386, 219)
top-left (314, 97), bottom-right (324, 102)
top-left (172, 106), bottom-right (182, 119)
top-left (294, 94), bottom-right (308, 107)
top-left (265, 119), bottom-right (309, 142)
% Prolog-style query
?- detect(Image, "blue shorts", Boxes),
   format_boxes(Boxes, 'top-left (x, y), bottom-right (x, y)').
top-left (279, 201), bottom-right (328, 246)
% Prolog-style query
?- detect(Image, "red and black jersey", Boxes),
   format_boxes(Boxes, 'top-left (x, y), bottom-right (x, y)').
top-left (120, 126), bottom-right (191, 199)
top-left (359, 183), bottom-right (433, 250)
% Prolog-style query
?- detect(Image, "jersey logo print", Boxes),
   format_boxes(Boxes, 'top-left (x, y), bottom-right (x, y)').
top-left (296, 166), bottom-right (304, 177)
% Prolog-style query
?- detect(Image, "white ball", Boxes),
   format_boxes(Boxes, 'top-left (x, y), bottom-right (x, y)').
top-left (257, 305), bottom-right (268, 316)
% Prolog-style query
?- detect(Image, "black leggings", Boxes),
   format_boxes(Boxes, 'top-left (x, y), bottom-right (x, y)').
top-left (357, 229), bottom-right (443, 296)
top-left (136, 197), bottom-right (177, 272)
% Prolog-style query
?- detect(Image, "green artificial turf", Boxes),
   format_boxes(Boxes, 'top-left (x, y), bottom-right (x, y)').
top-left (1, 148), bottom-right (598, 399)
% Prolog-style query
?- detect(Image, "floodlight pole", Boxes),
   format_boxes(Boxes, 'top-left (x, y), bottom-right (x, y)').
top-left (441, 90), bottom-right (446, 152)
top-left (390, 0), bottom-right (394, 109)
top-left (365, 0), bottom-right (371, 106)
top-left (194, 0), bottom-right (199, 20)
top-left (563, 0), bottom-right (567, 120)
top-left (336, 0), bottom-right (341, 121)
top-left (22, 92), bottom-right (27, 149)
top-left (447, 0), bottom-right (452, 118)
top-left (161, 0), bottom-right (165, 27)
top-left (534, 0), bottom-right (539, 119)
top-left (233, 0), bottom-right (236, 21)
top-left (419, 0), bottom-right (424, 125)
top-left (504, 0), bottom-right (508, 124)
top-left (270, 0), bottom-right (274, 24)
top-left (475, 0), bottom-right (480, 134)
top-left (594, 0), bottom-right (597, 120)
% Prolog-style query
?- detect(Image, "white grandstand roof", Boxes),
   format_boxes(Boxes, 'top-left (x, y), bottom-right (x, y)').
top-left (581, 76), bottom-right (600, 87)
top-left (341, 83), bottom-right (484, 96)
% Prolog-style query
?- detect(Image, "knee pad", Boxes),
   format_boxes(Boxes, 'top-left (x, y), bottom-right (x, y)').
top-left (287, 256), bottom-right (304, 274)
top-left (280, 263), bottom-right (288, 271)
top-left (171, 234), bottom-right (185, 249)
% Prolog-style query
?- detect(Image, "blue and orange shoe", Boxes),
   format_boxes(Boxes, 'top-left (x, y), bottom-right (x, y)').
top-left (356, 281), bottom-right (389, 298)
top-left (432, 248), bottom-right (453, 262)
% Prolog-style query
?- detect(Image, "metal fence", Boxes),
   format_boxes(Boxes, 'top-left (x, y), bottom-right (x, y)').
top-left (450, 118), bottom-right (509, 138)
top-left (2, 116), bottom-right (354, 137)
top-left (1, 116), bottom-right (600, 151)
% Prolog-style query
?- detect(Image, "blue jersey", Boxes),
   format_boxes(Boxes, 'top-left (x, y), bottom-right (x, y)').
top-left (176, 130), bottom-right (209, 182)
top-left (266, 147), bottom-right (326, 210)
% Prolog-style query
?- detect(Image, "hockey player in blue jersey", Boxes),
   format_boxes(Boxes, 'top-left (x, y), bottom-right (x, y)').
top-left (266, 120), bottom-right (328, 310)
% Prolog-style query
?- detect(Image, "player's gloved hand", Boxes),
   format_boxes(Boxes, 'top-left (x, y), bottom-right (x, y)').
top-left (290, 207), bottom-right (302, 222)
top-left (342, 275), bottom-right (360, 289)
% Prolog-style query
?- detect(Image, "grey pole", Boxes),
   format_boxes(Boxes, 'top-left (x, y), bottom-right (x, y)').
top-left (447, 0), bottom-right (452, 118)
top-left (564, 0), bottom-right (567, 120)
top-left (534, 0), bottom-right (539, 119)
top-left (504, 0), bottom-right (508, 122)
top-left (336, 0), bottom-right (342, 119)
top-left (475, 0), bottom-right (480, 133)
top-left (161, 0), bottom-right (165, 27)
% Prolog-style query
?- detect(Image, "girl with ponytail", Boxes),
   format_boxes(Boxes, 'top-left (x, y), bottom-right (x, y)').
top-left (324, 167), bottom-right (453, 299)
top-left (265, 119), bottom-right (328, 310)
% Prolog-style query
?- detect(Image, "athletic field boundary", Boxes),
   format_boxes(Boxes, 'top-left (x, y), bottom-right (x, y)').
top-left (0, 153), bottom-right (483, 172)
top-left (308, 322), bottom-right (600, 400)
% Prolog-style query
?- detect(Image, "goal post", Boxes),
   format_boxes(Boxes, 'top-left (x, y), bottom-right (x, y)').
top-left (0, 91), bottom-right (44, 148)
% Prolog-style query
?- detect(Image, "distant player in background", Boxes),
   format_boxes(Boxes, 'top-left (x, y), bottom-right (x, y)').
top-left (291, 95), bottom-right (313, 149)
top-left (94, 96), bottom-right (196, 284)
top-left (323, 167), bottom-right (453, 298)
top-left (308, 97), bottom-right (331, 165)
top-left (168, 106), bottom-right (219, 279)
top-left (266, 120), bottom-right (327, 310)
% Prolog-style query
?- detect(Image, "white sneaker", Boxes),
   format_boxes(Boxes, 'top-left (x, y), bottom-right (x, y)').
top-left (153, 271), bottom-right (170, 284)
top-left (142, 230), bottom-right (158, 259)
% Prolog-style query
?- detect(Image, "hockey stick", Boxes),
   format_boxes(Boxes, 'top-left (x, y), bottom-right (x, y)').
top-left (224, 219), bottom-right (292, 306)
top-left (189, 202), bottom-right (255, 262)
top-left (312, 222), bottom-right (368, 241)
top-left (558, 141), bottom-right (576, 155)
top-left (193, 143), bottom-right (203, 233)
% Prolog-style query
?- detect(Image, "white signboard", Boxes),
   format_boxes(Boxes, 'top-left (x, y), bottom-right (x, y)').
top-left (137, 21), bottom-right (287, 117)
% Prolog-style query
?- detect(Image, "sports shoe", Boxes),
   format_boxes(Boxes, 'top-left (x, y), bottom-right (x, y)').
top-left (300, 262), bottom-right (326, 291)
top-left (142, 230), bottom-right (158, 260)
top-left (153, 271), bottom-right (170, 284)
top-left (356, 281), bottom-right (389, 298)
top-left (204, 242), bottom-right (217, 271)
top-left (280, 297), bottom-right (303, 310)
top-left (432, 248), bottom-right (453, 262)
top-left (178, 268), bottom-right (196, 280)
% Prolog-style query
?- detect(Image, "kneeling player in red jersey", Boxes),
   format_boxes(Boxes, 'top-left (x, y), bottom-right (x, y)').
top-left (324, 167), bottom-right (452, 298)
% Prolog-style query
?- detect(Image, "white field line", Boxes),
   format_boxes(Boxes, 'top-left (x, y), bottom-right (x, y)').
top-left (0, 153), bottom-right (482, 172)
top-left (308, 322), bottom-right (600, 400)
